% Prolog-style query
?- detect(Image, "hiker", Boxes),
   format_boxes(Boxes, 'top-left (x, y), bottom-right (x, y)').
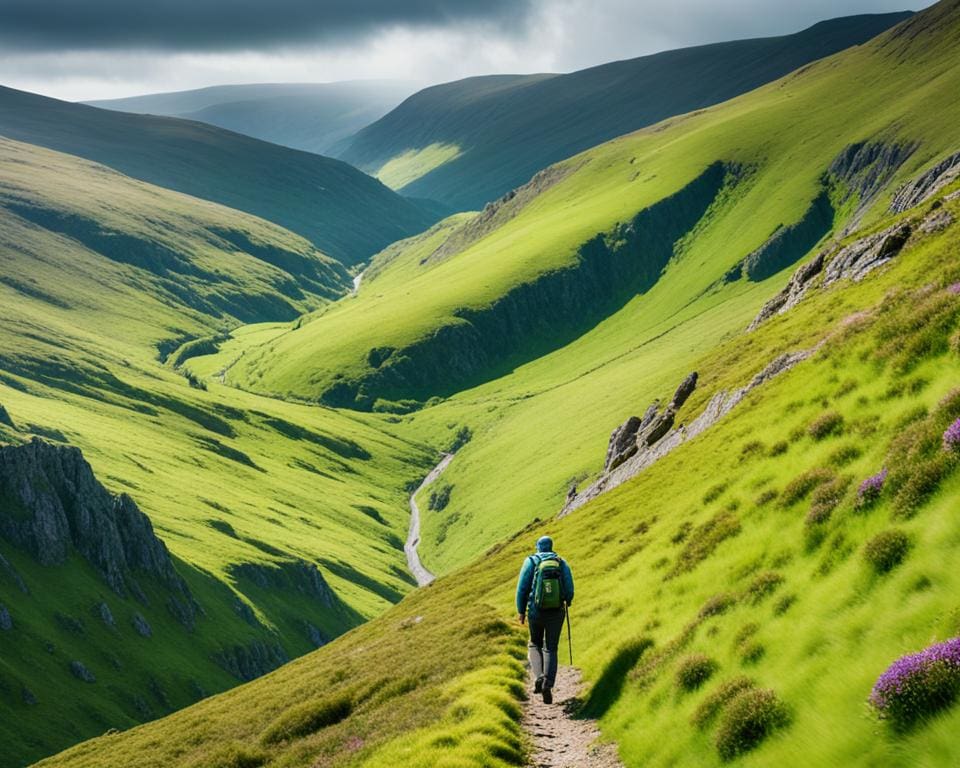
top-left (516, 535), bottom-right (574, 704)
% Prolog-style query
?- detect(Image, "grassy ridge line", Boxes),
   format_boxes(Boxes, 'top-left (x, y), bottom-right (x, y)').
top-left (86, 81), bottom-right (418, 156)
top-left (36, 185), bottom-right (960, 768)
top-left (336, 13), bottom-right (911, 210)
top-left (0, 85), bottom-right (438, 266)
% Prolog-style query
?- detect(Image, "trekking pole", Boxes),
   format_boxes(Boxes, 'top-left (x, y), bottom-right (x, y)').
top-left (565, 602), bottom-right (573, 666)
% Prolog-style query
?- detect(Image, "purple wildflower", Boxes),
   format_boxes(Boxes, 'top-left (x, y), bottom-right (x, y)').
top-left (944, 418), bottom-right (960, 452)
top-left (856, 468), bottom-right (887, 508)
top-left (948, 283), bottom-right (960, 296)
top-left (869, 637), bottom-right (960, 730)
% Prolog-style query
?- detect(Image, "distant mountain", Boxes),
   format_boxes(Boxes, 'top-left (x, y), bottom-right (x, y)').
top-left (86, 81), bottom-right (418, 156)
top-left (335, 12), bottom-right (913, 211)
top-left (0, 85), bottom-right (438, 265)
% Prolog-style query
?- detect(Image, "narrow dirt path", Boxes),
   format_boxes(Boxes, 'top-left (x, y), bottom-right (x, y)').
top-left (523, 667), bottom-right (625, 768)
top-left (405, 452), bottom-right (453, 587)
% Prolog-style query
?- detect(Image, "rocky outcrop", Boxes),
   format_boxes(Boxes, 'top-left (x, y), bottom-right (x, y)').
top-left (213, 639), bottom-right (288, 682)
top-left (96, 602), bottom-right (115, 627)
top-left (920, 207), bottom-right (954, 234)
top-left (749, 220), bottom-right (913, 331)
top-left (822, 221), bottom-right (912, 286)
top-left (890, 150), bottom-right (960, 213)
top-left (748, 252), bottom-right (826, 331)
top-left (562, 351), bottom-right (816, 517)
top-left (830, 141), bottom-right (917, 227)
top-left (132, 613), bottom-right (152, 638)
top-left (603, 374), bottom-right (698, 473)
top-left (230, 559), bottom-right (336, 609)
top-left (69, 660), bottom-right (96, 683)
top-left (0, 439), bottom-right (196, 626)
top-left (0, 604), bottom-right (11, 630)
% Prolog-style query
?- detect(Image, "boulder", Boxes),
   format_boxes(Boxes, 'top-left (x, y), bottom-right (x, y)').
top-left (96, 601), bottom-right (115, 627)
top-left (671, 372), bottom-right (698, 409)
top-left (748, 252), bottom-right (826, 331)
top-left (69, 660), bottom-right (96, 683)
top-left (639, 406), bottom-right (675, 447)
top-left (132, 613), bottom-right (152, 638)
top-left (603, 415), bottom-right (642, 472)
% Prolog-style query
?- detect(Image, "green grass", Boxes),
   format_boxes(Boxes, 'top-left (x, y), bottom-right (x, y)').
top-left (36, 185), bottom-right (960, 767)
top-left (375, 143), bottom-right (463, 190)
top-left (211, 1), bottom-right (960, 581)
top-left (0, 139), bottom-right (436, 766)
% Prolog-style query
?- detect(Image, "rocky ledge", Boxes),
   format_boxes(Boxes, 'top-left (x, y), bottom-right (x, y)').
top-left (0, 438), bottom-right (196, 624)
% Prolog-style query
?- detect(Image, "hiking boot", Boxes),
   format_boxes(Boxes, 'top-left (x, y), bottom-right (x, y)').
top-left (542, 685), bottom-right (553, 704)
top-left (534, 677), bottom-right (544, 694)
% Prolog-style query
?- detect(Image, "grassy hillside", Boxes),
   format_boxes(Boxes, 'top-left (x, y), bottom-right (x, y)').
top-left (0, 139), bottom-right (434, 766)
top-left (37, 153), bottom-right (960, 768)
top-left (336, 12), bottom-right (911, 210)
top-left (221, 3), bottom-right (959, 426)
top-left (0, 85), bottom-right (438, 266)
top-left (87, 81), bottom-right (418, 156)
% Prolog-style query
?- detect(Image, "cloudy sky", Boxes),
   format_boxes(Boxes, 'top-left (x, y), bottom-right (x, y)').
top-left (0, 0), bottom-right (925, 101)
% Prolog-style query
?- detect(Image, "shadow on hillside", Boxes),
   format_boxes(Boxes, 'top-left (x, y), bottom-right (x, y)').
top-left (581, 636), bottom-right (654, 718)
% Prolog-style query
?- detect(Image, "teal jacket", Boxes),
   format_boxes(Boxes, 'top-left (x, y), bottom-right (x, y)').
top-left (516, 551), bottom-right (574, 619)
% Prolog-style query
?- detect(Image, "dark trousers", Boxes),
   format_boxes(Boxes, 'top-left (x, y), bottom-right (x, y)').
top-left (528, 608), bottom-right (565, 688)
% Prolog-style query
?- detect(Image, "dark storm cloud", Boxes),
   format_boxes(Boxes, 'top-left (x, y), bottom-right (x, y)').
top-left (0, 0), bottom-right (535, 51)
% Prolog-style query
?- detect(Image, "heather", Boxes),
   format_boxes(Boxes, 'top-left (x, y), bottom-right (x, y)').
top-left (870, 638), bottom-right (960, 731)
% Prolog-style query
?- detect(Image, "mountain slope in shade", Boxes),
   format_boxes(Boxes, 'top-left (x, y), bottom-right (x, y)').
top-left (86, 81), bottom-right (418, 156)
top-left (0, 85), bottom-right (438, 266)
top-left (336, 12), bottom-right (913, 210)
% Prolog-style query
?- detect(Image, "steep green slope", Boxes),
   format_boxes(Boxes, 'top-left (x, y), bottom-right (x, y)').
top-left (37, 159), bottom-right (960, 768)
top-left (87, 81), bottom-right (417, 156)
top-left (0, 85), bottom-right (437, 266)
top-left (0, 139), bottom-right (432, 766)
top-left (336, 12), bottom-right (911, 210)
top-left (226, 4), bottom-right (959, 417)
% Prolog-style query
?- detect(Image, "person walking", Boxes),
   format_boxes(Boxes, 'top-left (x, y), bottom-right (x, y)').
top-left (516, 535), bottom-right (574, 704)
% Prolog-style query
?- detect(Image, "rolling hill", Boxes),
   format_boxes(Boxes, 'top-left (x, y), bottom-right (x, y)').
top-left (335, 12), bottom-right (913, 210)
top-left (0, 137), bottom-right (434, 767)
top-left (0, 85), bottom-right (438, 266)
top-left (86, 81), bottom-right (418, 156)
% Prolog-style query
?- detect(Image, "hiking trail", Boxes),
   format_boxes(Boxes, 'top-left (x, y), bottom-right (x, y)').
top-left (523, 666), bottom-right (625, 768)
top-left (405, 452), bottom-right (453, 586)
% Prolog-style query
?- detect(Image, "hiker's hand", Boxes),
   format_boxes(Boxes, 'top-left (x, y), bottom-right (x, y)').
top-left (517, 613), bottom-right (525, 625)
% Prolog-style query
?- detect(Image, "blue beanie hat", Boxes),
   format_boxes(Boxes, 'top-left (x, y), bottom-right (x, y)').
top-left (536, 536), bottom-right (553, 552)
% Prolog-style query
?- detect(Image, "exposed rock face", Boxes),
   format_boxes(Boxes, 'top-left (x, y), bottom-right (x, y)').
top-left (231, 559), bottom-right (335, 609)
top-left (920, 208), bottom-right (954, 234)
top-left (213, 639), bottom-right (288, 682)
top-left (822, 222), bottom-right (912, 286)
top-left (561, 350), bottom-right (817, 517)
top-left (0, 604), bottom-right (11, 630)
top-left (890, 151), bottom-right (960, 213)
top-left (0, 439), bottom-right (196, 625)
top-left (830, 141), bottom-right (917, 227)
top-left (603, 416), bottom-right (643, 472)
top-left (132, 613), bottom-right (152, 638)
top-left (748, 252), bottom-right (826, 331)
top-left (671, 372), bottom-right (698, 409)
top-left (741, 192), bottom-right (834, 281)
top-left (69, 660), bottom-right (96, 683)
top-left (96, 601), bottom-right (115, 627)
